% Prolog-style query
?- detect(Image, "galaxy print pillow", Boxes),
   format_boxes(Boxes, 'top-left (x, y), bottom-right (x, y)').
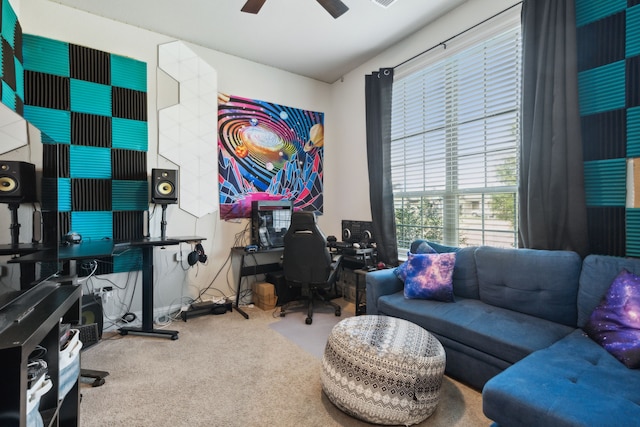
top-left (584, 269), bottom-right (640, 369)
top-left (393, 243), bottom-right (437, 282)
top-left (402, 252), bottom-right (456, 302)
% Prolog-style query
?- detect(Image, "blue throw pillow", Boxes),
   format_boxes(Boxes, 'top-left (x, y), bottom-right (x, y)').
top-left (402, 252), bottom-right (456, 302)
top-left (393, 242), bottom-right (438, 281)
top-left (584, 269), bottom-right (640, 369)
top-left (414, 241), bottom-right (437, 254)
top-left (394, 252), bottom-right (411, 282)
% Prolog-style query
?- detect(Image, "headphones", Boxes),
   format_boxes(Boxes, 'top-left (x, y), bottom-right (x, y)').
top-left (63, 232), bottom-right (82, 245)
top-left (188, 243), bottom-right (207, 266)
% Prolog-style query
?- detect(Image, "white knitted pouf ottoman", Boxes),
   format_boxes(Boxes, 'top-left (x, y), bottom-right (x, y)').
top-left (321, 315), bottom-right (446, 426)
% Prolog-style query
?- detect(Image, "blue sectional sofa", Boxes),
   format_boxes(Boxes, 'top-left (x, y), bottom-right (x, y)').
top-left (365, 241), bottom-right (640, 426)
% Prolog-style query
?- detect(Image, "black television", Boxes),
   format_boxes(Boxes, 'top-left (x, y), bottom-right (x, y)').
top-left (0, 143), bottom-right (63, 334)
top-left (250, 200), bottom-right (294, 249)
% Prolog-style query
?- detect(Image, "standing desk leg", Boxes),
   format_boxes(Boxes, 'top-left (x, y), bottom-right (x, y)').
top-left (234, 253), bottom-right (249, 319)
top-left (119, 245), bottom-right (179, 339)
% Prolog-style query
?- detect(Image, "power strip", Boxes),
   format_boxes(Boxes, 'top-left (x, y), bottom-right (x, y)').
top-left (181, 301), bottom-right (233, 321)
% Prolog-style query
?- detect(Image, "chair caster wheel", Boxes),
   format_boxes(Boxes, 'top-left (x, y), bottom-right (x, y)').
top-left (171, 335), bottom-right (179, 340)
top-left (335, 309), bottom-right (341, 316)
top-left (305, 317), bottom-right (312, 325)
top-left (118, 330), bottom-right (128, 336)
top-left (280, 311), bottom-right (286, 317)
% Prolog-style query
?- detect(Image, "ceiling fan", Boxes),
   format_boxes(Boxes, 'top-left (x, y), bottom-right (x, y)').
top-left (241, 0), bottom-right (349, 19)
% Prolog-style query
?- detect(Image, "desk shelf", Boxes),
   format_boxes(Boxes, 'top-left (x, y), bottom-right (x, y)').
top-left (0, 284), bottom-right (82, 426)
top-left (231, 247), bottom-right (284, 319)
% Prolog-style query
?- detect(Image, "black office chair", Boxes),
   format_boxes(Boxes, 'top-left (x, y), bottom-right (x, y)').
top-left (280, 211), bottom-right (342, 325)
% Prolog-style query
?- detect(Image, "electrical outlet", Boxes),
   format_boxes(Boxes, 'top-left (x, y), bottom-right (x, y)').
top-left (175, 252), bottom-right (182, 262)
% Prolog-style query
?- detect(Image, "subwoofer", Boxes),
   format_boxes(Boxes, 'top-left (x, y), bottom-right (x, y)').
top-left (0, 161), bottom-right (36, 203)
top-left (81, 294), bottom-right (103, 339)
top-left (151, 169), bottom-right (178, 204)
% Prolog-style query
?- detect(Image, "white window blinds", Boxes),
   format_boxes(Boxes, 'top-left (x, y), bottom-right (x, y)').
top-left (391, 9), bottom-right (521, 252)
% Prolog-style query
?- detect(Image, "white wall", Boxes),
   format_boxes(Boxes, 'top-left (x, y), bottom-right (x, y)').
top-left (0, 0), bottom-right (518, 323)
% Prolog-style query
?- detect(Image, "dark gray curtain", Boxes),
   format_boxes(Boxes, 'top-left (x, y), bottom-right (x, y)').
top-left (365, 68), bottom-right (398, 266)
top-left (519, 0), bottom-right (589, 257)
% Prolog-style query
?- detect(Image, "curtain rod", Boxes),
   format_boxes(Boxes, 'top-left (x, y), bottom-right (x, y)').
top-left (393, 1), bottom-right (523, 70)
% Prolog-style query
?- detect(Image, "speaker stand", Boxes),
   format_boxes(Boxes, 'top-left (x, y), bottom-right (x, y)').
top-left (8, 203), bottom-right (20, 245)
top-left (160, 204), bottom-right (168, 240)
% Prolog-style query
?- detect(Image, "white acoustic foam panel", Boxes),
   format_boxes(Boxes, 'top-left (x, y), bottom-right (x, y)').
top-left (0, 106), bottom-right (28, 155)
top-left (158, 40), bottom-right (218, 218)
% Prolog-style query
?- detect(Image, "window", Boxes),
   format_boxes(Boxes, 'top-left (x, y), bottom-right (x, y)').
top-left (391, 10), bottom-right (521, 254)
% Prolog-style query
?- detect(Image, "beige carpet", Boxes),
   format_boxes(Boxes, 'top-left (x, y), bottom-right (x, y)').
top-left (79, 301), bottom-right (490, 427)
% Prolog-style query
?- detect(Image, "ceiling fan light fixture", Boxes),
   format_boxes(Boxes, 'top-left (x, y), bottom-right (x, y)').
top-left (241, 0), bottom-right (349, 19)
top-left (241, 0), bottom-right (267, 14)
top-left (316, 0), bottom-right (349, 19)
top-left (371, 0), bottom-right (398, 8)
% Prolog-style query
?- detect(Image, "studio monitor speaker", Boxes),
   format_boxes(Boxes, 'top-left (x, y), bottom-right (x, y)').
top-left (151, 168), bottom-right (177, 204)
top-left (341, 220), bottom-right (374, 245)
top-left (81, 294), bottom-right (103, 339)
top-left (0, 161), bottom-right (36, 203)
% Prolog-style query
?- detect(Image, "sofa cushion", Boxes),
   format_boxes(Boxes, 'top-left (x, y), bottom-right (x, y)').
top-left (584, 269), bottom-right (640, 369)
top-left (475, 247), bottom-right (582, 326)
top-left (410, 241), bottom-right (479, 299)
top-left (578, 254), bottom-right (640, 328)
top-left (377, 293), bottom-right (574, 364)
top-left (483, 329), bottom-right (640, 427)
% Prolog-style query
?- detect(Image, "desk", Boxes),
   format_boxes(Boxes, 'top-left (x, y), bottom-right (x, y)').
top-left (11, 236), bottom-right (205, 340)
top-left (332, 246), bottom-right (377, 314)
top-left (338, 246), bottom-right (377, 269)
top-left (353, 269), bottom-right (371, 316)
top-left (0, 243), bottom-right (45, 288)
top-left (118, 237), bottom-right (205, 340)
top-left (231, 246), bottom-right (283, 319)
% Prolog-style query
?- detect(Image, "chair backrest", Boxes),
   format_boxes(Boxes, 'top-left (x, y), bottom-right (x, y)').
top-left (282, 211), bottom-right (332, 286)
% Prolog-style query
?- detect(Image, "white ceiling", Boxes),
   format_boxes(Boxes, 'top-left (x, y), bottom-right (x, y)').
top-left (47, 0), bottom-right (468, 83)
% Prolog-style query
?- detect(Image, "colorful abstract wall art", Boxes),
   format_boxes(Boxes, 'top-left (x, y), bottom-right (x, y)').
top-left (218, 93), bottom-right (324, 219)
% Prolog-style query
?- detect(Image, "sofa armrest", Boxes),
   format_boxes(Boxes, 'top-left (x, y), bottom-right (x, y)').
top-left (366, 269), bottom-right (403, 315)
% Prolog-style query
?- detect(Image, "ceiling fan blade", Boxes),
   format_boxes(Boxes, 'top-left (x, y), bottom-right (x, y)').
top-left (317, 0), bottom-right (349, 19)
top-left (241, 0), bottom-right (267, 14)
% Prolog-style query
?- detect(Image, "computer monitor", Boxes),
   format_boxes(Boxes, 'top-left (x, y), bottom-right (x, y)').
top-left (250, 200), bottom-right (294, 249)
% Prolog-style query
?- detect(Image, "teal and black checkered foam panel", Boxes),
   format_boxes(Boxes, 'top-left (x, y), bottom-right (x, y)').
top-left (0, 0), bottom-right (24, 115)
top-left (587, 207), bottom-right (625, 257)
top-left (22, 33), bottom-right (149, 273)
top-left (576, 0), bottom-right (640, 256)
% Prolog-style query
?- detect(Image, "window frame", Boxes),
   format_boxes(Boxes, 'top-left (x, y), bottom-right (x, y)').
top-left (391, 7), bottom-right (522, 255)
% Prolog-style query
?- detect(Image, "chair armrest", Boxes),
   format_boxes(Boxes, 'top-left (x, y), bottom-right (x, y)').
top-left (365, 268), bottom-right (403, 315)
